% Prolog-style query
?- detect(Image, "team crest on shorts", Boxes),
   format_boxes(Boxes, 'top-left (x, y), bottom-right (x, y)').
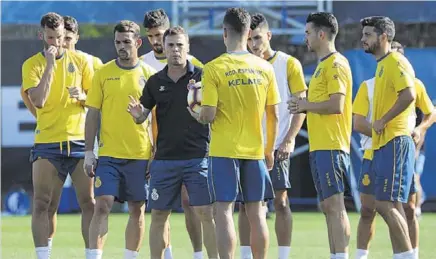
top-left (151, 188), bottom-right (159, 201)
top-left (68, 62), bottom-right (76, 73)
top-left (362, 174), bottom-right (371, 186)
top-left (139, 76), bottom-right (147, 88)
top-left (95, 176), bottom-right (102, 188)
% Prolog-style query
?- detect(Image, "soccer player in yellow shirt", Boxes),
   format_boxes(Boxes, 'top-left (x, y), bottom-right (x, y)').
top-left (20, 16), bottom-right (104, 254)
top-left (21, 12), bottom-right (94, 259)
top-left (289, 12), bottom-right (353, 259)
top-left (361, 16), bottom-right (416, 258)
top-left (141, 9), bottom-right (205, 259)
top-left (354, 40), bottom-right (435, 259)
top-left (237, 12), bottom-right (307, 259)
top-left (190, 8), bottom-right (281, 259)
top-left (84, 21), bottom-right (155, 259)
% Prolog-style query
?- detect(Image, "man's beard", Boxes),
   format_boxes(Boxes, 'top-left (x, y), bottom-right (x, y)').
top-left (364, 40), bottom-right (380, 54)
top-left (118, 50), bottom-right (130, 60)
top-left (153, 45), bottom-right (163, 54)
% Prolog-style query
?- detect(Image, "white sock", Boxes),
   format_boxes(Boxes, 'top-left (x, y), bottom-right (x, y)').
top-left (193, 251), bottom-right (203, 259)
top-left (87, 249), bottom-right (103, 259)
top-left (413, 248), bottom-right (419, 259)
top-left (124, 249), bottom-right (138, 259)
top-left (164, 246), bottom-right (173, 259)
top-left (336, 253), bottom-right (349, 259)
top-left (278, 246), bottom-right (291, 259)
top-left (393, 250), bottom-right (414, 259)
top-left (47, 238), bottom-right (53, 257)
top-left (240, 246), bottom-right (253, 259)
top-left (331, 254), bottom-right (336, 259)
top-left (35, 247), bottom-right (49, 259)
top-left (355, 249), bottom-right (368, 259)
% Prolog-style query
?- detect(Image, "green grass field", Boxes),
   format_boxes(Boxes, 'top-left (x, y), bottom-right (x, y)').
top-left (2, 212), bottom-right (435, 258)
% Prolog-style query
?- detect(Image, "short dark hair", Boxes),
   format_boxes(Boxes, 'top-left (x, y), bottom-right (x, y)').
top-left (63, 16), bottom-right (79, 34)
top-left (360, 16), bottom-right (395, 42)
top-left (250, 13), bottom-right (269, 30)
top-left (391, 41), bottom-right (404, 54)
top-left (40, 12), bottom-right (64, 29)
top-left (143, 9), bottom-right (170, 29)
top-left (114, 20), bottom-right (141, 38)
top-left (163, 26), bottom-right (189, 43)
top-left (306, 12), bottom-right (338, 39)
top-left (223, 8), bottom-right (251, 34)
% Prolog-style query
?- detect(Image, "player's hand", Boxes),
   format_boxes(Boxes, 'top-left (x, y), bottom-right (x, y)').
top-left (127, 95), bottom-right (144, 119)
top-left (288, 96), bottom-right (307, 114)
top-left (187, 106), bottom-right (201, 122)
top-left (44, 46), bottom-right (57, 65)
top-left (373, 119), bottom-right (386, 135)
top-left (67, 86), bottom-right (86, 101)
top-left (277, 139), bottom-right (295, 161)
top-left (265, 151), bottom-right (274, 171)
top-left (411, 128), bottom-right (421, 146)
top-left (83, 150), bottom-right (97, 177)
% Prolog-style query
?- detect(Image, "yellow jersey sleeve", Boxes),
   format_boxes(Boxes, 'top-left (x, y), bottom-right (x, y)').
top-left (81, 57), bottom-right (94, 92)
top-left (286, 57), bottom-right (307, 94)
top-left (93, 57), bottom-right (104, 71)
top-left (326, 61), bottom-right (349, 96)
top-left (85, 70), bottom-right (103, 109)
top-left (415, 79), bottom-right (434, 115)
top-left (391, 59), bottom-right (415, 93)
top-left (353, 82), bottom-right (369, 117)
top-left (201, 64), bottom-right (219, 107)
top-left (22, 58), bottom-right (40, 91)
top-left (266, 69), bottom-right (281, 106)
top-left (190, 56), bottom-right (204, 68)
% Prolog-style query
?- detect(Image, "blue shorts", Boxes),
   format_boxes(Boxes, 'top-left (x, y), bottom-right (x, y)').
top-left (94, 156), bottom-right (148, 202)
top-left (309, 150), bottom-right (350, 201)
top-left (269, 151), bottom-right (291, 190)
top-left (148, 158), bottom-right (212, 210)
top-left (208, 157), bottom-right (274, 203)
top-left (372, 136), bottom-right (415, 203)
top-left (30, 140), bottom-right (85, 182)
top-left (359, 158), bottom-right (375, 195)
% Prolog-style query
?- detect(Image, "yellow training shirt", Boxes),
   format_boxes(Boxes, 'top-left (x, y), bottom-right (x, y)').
top-left (85, 60), bottom-right (156, 159)
top-left (202, 52), bottom-right (281, 159)
top-left (21, 50), bottom-right (93, 143)
top-left (372, 52), bottom-right (415, 150)
top-left (307, 52), bottom-right (353, 153)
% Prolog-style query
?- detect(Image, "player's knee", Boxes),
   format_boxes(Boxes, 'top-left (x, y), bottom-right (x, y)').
top-left (194, 205), bottom-right (214, 222)
top-left (404, 203), bottom-right (416, 221)
top-left (273, 195), bottom-right (290, 213)
top-left (94, 199), bottom-right (112, 217)
top-left (360, 205), bottom-right (376, 222)
top-left (128, 202), bottom-right (145, 219)
top-left (151, 209), bottom-right (171, 224)
top-left (33, 195), bottom-right (51, 214)
top-left (78, 197), bottom-right (95, 214)
top-left (48, 200), bottom-right (59, 216)
top-left (323, 194), bottom-right (345, 214)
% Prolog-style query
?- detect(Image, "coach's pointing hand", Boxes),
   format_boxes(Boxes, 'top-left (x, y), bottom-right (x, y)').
top-left (83, 150), bottom-right (97, 177)
top-left (127, 95), bottom-right (144, 119)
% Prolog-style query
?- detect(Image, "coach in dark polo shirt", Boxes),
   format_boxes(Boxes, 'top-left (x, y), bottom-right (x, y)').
top-left (127, 26), bottom-right (218, 258)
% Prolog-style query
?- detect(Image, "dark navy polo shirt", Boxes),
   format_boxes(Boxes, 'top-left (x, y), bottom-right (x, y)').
top-left (140, 61), bottom-right (209, 160)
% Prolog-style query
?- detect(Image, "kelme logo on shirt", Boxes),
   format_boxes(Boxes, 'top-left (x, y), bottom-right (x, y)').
top-left (378, 66), bottom-right (384, 77)
top-left (68, 62), bottom-right (75, 73)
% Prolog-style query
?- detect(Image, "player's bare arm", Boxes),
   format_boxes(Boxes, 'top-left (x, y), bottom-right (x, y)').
top-left (289, 93), bottom-right (345, 115)
top-left (84, 107), bottom-right (100, 177)
top-left (265, 104), bottom-right (279, 170)
top-left (67, 86), bottom-right (87, 105)
top-left (353, 114), bottom-right (372, 137)
top-left (127, 95), bottom-right (151, 124)
top-left (277, 90), bottom-right (306, 161)
top-left (373, 87), bottom-right (416, 134)
top-left (20, 87), bottom-right (37, 118)
top-left (27, 46), bottom-right (56, 108)
top-left (195, 105), bottom-right (216, 124)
